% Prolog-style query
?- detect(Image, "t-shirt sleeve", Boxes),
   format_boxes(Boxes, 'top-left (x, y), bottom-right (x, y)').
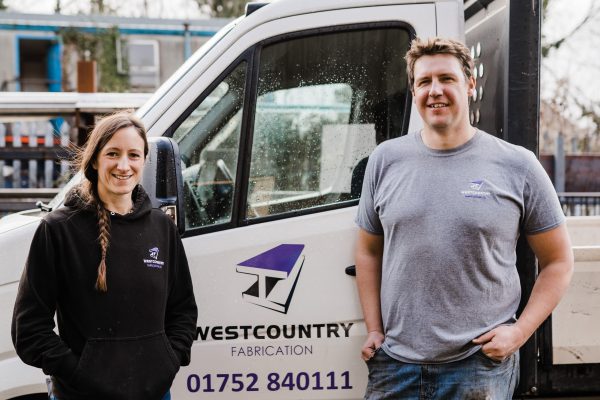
top-left (522, 151), bottom-right (565, 234)
top-left (355, 151), bottom-right (384, 235)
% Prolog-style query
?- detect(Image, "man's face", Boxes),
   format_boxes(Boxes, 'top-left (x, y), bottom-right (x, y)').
top-left (411, 54), bottom-right (475, 133)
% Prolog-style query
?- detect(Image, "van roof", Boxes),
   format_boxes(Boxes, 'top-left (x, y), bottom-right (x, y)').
top-left (244, 0), bottom-right (459, 21)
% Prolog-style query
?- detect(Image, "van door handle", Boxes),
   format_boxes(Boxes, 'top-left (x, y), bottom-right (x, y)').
top-left (345, 265), bottom-right (356, 276)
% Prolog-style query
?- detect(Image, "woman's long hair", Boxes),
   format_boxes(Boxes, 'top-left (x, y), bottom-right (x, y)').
top-left (74, 111), bottom-right (148, 292)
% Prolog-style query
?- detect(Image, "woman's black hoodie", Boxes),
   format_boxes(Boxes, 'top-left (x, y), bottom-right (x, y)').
top-left (11, 186), bottom-right (198, 400)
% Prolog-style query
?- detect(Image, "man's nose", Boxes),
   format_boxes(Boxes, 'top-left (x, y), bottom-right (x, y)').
top-left (429, 80), bottom-right (443, 96)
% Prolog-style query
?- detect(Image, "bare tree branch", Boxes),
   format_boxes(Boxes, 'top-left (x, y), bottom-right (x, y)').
top-left (193, 0), bottom-right (246, 18)
top-left (542, 0), bottom-right (600, 57)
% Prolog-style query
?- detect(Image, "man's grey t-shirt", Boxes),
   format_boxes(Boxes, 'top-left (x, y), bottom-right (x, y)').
top-left (355, 130), bottom-right (565, 363)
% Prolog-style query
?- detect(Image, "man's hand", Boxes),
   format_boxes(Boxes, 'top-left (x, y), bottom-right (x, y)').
top-left (361, 330), bottom-right (385, 361)
top-left (472, 325), bottom-right (527, 362)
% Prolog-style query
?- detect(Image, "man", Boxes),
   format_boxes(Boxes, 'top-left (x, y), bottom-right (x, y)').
top-left (355, 37), bottom-right (574, 399)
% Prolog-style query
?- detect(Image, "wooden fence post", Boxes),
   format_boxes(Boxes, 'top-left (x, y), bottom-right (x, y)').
top-left (12, 122), bottom-right (22, 188)
top-left (44, 121), bottom-right (54, 188)
top-left (0, 123), bottom-right (5, 188)
top-left (28, 121), bottom-right (38, 188)
top-left (60, 120), bottom-right (70, 182)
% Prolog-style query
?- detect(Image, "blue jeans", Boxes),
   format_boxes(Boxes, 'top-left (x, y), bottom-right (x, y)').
top-left (365, 347), bottom-right (519, 400)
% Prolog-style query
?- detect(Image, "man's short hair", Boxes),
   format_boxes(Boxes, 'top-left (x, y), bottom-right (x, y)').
top-left (405, 37), bottom-right (474, 89)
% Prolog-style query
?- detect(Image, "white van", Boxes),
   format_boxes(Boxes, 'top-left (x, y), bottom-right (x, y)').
top-left (3, 0), bottom-right (598, 398)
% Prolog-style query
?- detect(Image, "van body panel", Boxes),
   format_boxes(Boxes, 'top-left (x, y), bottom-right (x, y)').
top-left (0, 219), bottom-right (39, 285)
top-left (177, 207), bottom-right (364, 398)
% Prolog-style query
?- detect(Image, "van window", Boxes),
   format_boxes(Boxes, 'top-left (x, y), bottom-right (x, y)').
top-left (246, 27), bottom-right (410, 219)
top-left (174, 62), bottom-right (246, 229)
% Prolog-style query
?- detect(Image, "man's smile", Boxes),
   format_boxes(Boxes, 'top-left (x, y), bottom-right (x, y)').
top-left (428, 103), bottom-right (449, 109)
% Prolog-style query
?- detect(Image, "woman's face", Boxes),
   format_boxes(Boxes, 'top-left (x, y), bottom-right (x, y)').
top-left (93, 126), bottom-right (146, 205)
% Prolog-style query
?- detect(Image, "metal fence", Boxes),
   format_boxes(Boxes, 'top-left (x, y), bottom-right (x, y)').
top-left (0, 188), bottom-right (60, 216)
top-left (0, 119), bottom-right (72, 190)
top-left (558, 193), bottom-right (600, 217)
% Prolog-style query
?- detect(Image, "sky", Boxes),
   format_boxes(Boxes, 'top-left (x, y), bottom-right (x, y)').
top-left (541, 0), bottom-right (600, 127)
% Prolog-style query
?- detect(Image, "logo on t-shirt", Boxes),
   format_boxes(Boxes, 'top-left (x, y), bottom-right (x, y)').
top-left (143, 246), bottom-right (165, 268)
top-left (236, 244), bottom-right (305, 314)
top-left (461, 179), bottom-right (491, 199)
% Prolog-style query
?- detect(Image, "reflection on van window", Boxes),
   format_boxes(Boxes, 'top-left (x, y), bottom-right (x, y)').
top-left (174, 62), bottom-right (245, 230)
top-left (247, 27), bottom-right (410, 219)
top-left (172, 82), bottom-right (230, 142)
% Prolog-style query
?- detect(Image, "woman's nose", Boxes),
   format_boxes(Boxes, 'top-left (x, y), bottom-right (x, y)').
top-left (116, 156), bottom-right (130, 170)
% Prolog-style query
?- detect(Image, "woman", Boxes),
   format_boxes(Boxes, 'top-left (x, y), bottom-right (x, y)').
top-left (11, 112), bottom-right (197, 400)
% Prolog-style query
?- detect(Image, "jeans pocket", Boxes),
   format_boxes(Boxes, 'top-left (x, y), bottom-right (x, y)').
top-left (366, 346), bottom-right (383, 365)
top-left (477, 349), bottom-right (509, 365)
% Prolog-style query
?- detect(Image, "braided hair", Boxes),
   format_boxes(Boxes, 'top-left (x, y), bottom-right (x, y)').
top-left (74, 112), bottom-right (148, 292)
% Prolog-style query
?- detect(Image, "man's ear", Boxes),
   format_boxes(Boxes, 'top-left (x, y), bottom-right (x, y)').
top-left (468, 76), bottom-right (476, 96)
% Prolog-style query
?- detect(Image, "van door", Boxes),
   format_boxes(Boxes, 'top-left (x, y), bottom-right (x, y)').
top-left (165, 5), bottom-right (436, 399)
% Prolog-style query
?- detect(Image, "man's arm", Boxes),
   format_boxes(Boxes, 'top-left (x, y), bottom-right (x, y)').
top-left (473, 223), bottom-right (574, 360)
top-left (355, 228), bottom-right (385, 361)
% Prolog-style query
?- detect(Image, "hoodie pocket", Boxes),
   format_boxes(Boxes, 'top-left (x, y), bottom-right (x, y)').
top-left (72, 331), bottom-right (179, 400)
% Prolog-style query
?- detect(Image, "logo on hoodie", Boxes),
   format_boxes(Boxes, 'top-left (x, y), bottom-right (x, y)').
top-left (149, 247), bottom-right (159, 260)
top-left (236, 244), bottom-right (305, 314)
top-left (144, 247), bottom-right (164, 268)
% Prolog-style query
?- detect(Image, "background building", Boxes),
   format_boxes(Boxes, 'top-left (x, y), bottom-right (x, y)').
top-left (0, 11), bottom-right (230, 92)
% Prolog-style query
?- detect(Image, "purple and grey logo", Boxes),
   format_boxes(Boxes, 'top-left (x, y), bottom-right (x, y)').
top-left (236, 244), bottom-right (305, 314)
top-left (143, 246), bottom-right (164, 268)
top-left (149, 247), bottom-right (159, 260)
top-left (461, 179), bottom-right (491, 199)
top-left (469, 180), bottom-right (484, 190)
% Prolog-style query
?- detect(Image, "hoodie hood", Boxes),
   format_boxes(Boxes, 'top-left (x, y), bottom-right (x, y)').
top-left (64, 184), bottom-right (152, 220)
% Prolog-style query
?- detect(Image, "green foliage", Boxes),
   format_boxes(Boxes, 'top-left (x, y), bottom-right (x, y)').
top-left (59, 26), bottom-right (129, 92)
top-left (60, 27), bottom-right (99, 58)
top-left (97, 27), bottom-right (129, 92)
top-left (0, 0), bottom-right (7, 11)
top-left (195, 0), bottom-right (247, 18)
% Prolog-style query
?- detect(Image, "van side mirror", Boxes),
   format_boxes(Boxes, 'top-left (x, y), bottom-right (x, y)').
top-left (143, 137), bottom-right (185, 234)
